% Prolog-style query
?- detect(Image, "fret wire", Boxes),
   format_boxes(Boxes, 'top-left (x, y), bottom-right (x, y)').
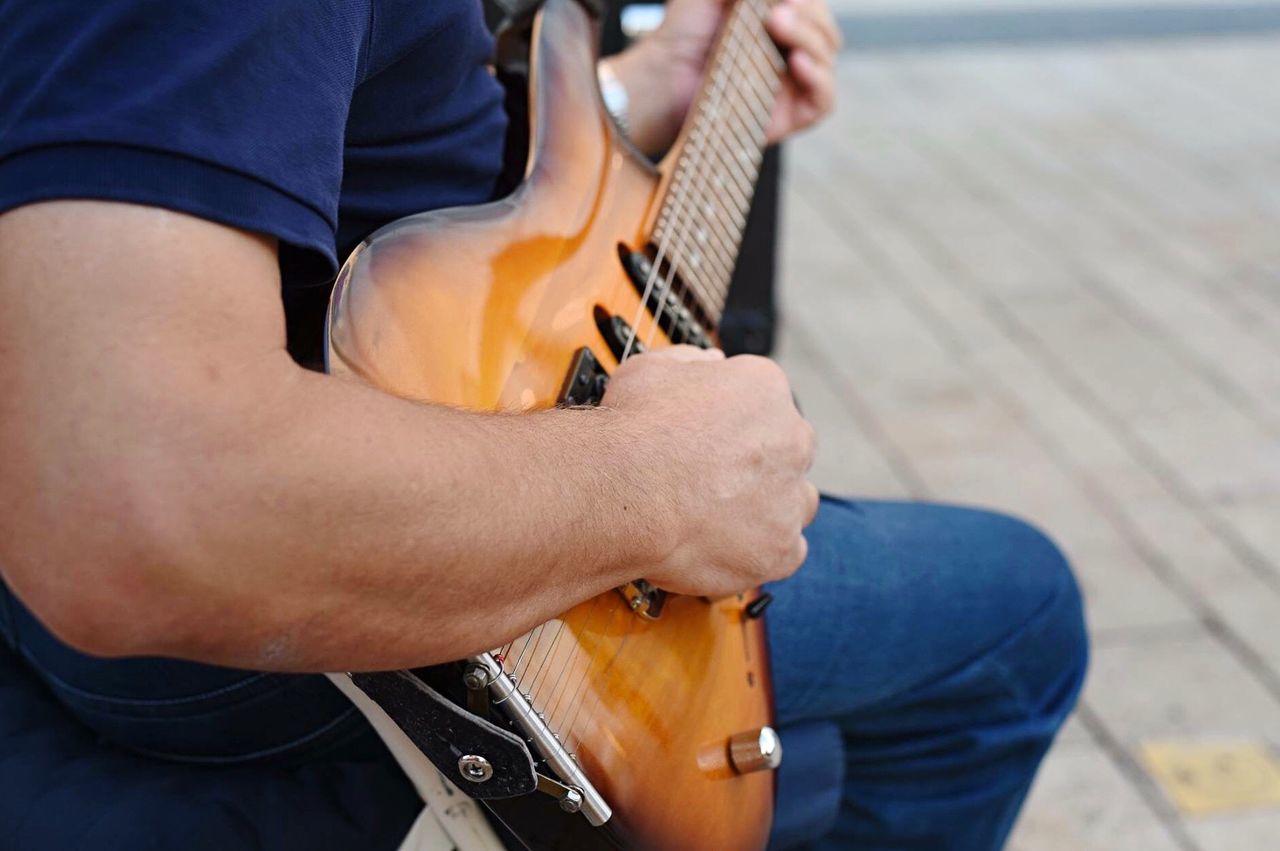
top-left (691, 208), bottom-right (743, 272)
top-left (736, 66), bottom-right (778, 128)
top-left (670, 213), bottom-right (738, 281)
top-left (677, 140), bottom-right (754, 212)
top-left (663, 185), bottom-right (740, 255)
top-left (680, 201), bottom-right (742, 274)
top-left (662, 173), bottom-right (745, 251)
top-left (706, 147), bottom-right (756, 220)
top-left (727, 86), bottom-right (770, 142)
top-left (742, 35), bottom-right (784, 93)
top-left (654, 240), bottom-right (727, 317)
top-left (690, 158), bottom-right (759, 295)
top-left (674, 260), bottom-right (727, 310)
top-left (728, 105), bottom-right (769, 158)
top-left (657, 194), bottom-right (741, 248)
top-left (687, 243), bottom-right (734, 296)
top-left (662, 229), bottom-right (735, 296)
top-left (673, 250), bottom-right (727, 302)
top-left (652, 0), bottom-right (783, 321)
top-left (652, 215), bottom-right (730, 300)
top-left (621, 0), bottom-right (755, 362)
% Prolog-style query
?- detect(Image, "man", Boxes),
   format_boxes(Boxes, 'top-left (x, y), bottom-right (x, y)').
top-left (0, 0), bottom-right (1087, 847)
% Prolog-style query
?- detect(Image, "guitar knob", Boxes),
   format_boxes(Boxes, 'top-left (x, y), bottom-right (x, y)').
top-left (728, 726), bottom-right (782, 774)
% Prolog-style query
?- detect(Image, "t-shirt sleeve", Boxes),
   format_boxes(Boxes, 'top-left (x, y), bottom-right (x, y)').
top-left (0, 0), bottom-right (369, 279)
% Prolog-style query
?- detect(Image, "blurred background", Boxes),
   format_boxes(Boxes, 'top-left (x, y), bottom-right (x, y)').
top-left (768, 0), bottom-right (1280, 847)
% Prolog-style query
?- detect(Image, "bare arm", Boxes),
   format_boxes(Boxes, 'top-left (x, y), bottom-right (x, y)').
top-left (0, 201), bottom-right (815, 672)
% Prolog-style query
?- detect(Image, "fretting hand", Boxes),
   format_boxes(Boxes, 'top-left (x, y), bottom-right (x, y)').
top-left (606, 0), bottom-right (841, 155)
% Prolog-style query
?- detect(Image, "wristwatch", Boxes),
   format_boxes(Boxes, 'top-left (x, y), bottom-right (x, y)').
top-left (597, 60), bottom-right (630, 138)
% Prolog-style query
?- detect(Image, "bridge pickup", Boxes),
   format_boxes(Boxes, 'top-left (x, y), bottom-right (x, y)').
top-left (595, 307), bottom-right (644, 362)
top-left (618, 580), bottom-right (667, 620)
top-left (557, 347), bottom-right (609, 407)
top-left (621, 249), bottom-right (713, 349)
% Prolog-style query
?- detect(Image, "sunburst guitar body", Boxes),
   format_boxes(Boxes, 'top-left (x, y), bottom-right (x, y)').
top-left (326, 0), bottom-right (788, 846)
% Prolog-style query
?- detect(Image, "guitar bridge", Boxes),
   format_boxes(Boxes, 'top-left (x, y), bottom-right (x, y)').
top-left (618, 580), bottom-right (667, 620)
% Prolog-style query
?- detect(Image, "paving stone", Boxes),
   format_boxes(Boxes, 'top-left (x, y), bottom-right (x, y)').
top-left (1086, 626), bottom-right (1280, 745)
top-left (776, 26), bottom-right (1280, 845)
top-left (1060, 540), bottom-right (1197, 634)
top-left (774, 331), bottom-right (915, 499)
top-left (1188, 810), bottom-right (1280, 851)
top-left (1215, 498), bottom-right (1280, 573)
top-left (1006, 741), bottom-right (1184, 851)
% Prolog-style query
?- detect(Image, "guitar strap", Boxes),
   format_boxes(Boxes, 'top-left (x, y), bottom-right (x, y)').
top-left (339, 669), bottom-right (539, 798)
top-left (328, 672), bottom-right (506, 851)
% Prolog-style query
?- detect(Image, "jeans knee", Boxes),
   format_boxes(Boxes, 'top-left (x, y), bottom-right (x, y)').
top-left (985, 512), bottom-right (1089, 719)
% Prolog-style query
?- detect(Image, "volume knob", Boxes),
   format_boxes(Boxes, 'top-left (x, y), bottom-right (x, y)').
top-left (728, 726), bottom-right (783, 774)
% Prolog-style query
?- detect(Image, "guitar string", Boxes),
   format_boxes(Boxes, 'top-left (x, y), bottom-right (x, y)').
top-left (532, 44), bottom-right (747, 748)
top-left (641, 0), bottom-right (775, 349)
top-left (548, 5), bottom-right (767, 747)
top-left (538, 581), bottom-right (617, 742)
top-left (645, 0), bottom-right (773, 342)
top-left (516, 0), bottom-right (780, 749)
top-left (539, 600), bottom-right (604, 732)
top-left (631, 0), bottom-right (757, 354)
top-left (508, 618), bottom-right (547, 690)
top-left (555, 1), bottom-right (775, 746)
top-left (525, 618), bottom-right (566, 708)
top-left (527, 5), bottom-right (756, 739)
top-left (553, 596), bottom-right (629, 753)
top-left (690, 0), bottom-right (782, 312)
top-left (615, 0), bottom-right (750, 362)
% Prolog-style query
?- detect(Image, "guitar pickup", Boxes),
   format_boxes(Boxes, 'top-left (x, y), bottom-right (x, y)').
top-left (620, 249), bottom-right (713, 349)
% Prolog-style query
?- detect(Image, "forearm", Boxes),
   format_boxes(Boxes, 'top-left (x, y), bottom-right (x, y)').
top-left (0, 202), bottom-right (665, 674)
top-left (181, 366), bottom-right (662, 671)
top-left (3, 201), bottom-right (814, 678)
top-left (7, 357), bottom-right (658, 672)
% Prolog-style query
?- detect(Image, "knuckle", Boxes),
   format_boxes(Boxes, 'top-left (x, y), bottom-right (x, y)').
top-left (799, 419), bottom-right (817, 457)
top-left (795, 537), bottom-right (809, 569)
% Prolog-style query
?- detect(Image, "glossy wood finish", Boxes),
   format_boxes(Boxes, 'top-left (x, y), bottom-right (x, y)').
top-left (326, 1), bottom-right (774, 847)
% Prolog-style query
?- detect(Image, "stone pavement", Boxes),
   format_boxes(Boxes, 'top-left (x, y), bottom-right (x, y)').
top-left (772, 11), bottom-right (1280, 849)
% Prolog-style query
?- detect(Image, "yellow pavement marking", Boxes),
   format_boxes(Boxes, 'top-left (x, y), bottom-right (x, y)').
top-left (1141, 741), bottom-right (1280, 816)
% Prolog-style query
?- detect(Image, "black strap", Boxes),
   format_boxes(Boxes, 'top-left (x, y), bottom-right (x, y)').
top-left (350, 670), bottom-right (538, 798)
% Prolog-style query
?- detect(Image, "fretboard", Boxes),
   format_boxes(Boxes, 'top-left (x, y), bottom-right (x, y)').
top-left (651, 0), bottom-right (785, 325)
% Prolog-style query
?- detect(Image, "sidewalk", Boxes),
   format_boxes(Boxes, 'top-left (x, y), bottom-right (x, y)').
top-left (775, 20), bottom-right (1280, 849)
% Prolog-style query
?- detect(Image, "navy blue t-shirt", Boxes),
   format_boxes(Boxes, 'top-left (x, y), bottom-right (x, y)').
top-left (0, 0), bottom-right (508, 358)
top-left (0, 0), bottom-right (508, 765)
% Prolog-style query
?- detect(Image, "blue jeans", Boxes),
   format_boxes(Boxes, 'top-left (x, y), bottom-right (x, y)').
top-left (0, 498), bottom-right (1087, 849)
top-left (765, 498), bottom-right (1087, 848)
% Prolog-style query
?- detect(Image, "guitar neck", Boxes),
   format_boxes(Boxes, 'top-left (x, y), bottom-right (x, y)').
top-left (652, 0), bottom-right (785, 324)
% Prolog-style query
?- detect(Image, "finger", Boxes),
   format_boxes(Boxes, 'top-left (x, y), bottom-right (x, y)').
top-left (786, 533), bottom-right (809, 574)
top-left (788, 50), bottom-right (834, 116)
top-left (646, 344), bottom-right (726, 363)
top-left (803, 482), bottom-right (820, 527)
top-left (766, 2), bottom-right (838, 68)
top-left (795, 0), bottom-right (842, 55)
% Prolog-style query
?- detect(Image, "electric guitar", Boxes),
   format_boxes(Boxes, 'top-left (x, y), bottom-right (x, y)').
top-left (325, 0), bottom-right (787, 846)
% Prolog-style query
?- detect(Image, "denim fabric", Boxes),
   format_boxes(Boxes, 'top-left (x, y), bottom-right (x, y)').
top-left (1, 594), bottom-right (368, 767)
top-left (770, 720), bottom-right (845, 848)
top-left (0, 648), bottom-right (420, 851)
top-left (766, 498), bottom-right (1088, 849)
top-left (0, 497), bottom-right (1086, 849)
